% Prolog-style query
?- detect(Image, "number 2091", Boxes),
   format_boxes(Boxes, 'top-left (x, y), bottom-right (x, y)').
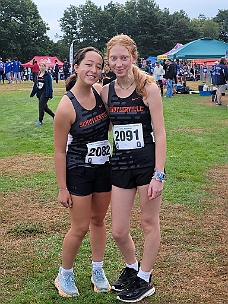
top-left (114, 129), bottom-right (139, 141)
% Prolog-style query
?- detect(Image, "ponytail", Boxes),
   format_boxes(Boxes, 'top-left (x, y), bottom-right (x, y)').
top-left (65, 73), bottom-right (77, 91)
top-left (132, 65), bottom-right (155, 99)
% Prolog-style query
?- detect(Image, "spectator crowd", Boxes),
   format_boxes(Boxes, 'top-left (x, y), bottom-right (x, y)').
top-left (0, 57), bottom-right (71, 84)
top-left (1, 55), bottom-right (227, 106)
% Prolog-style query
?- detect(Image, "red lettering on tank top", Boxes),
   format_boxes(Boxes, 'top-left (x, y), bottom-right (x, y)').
top-left (109, 106), bottom-right (143, 113)
top-left (79, 111), bottom-right (108, 128)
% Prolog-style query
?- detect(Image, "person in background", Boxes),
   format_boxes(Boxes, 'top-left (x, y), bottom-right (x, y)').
top-left (177, 60), bottom-right (183, 84)
top-left (101, 34), bottom-right (166, 302)
top-left (32, 60), bottom-right (39, 82)
top-left (63, 58), bottom-right (70, 80)
top-left (5, 58), bottom-right (13, 84)
top-left (147, 60), bottom-right (154, 75)
top-left (102, 62), bottom-right (116, 86)
top-left (54, 59), bottom-right (59, 84)
top-left (202, 62), bottom-right (207, 83)
top-left (173, 60), bottom-right (178, 84)
top-left (0, 57), bottom-right (5, 84)
top-left (213, 57), bottom-right (228, 106)
top-left (13, 57), bottom-right (22, 84)
top-left (54, 47), bottom-right (112, 297)
top-left (23, 67), bottom-right (29, 81)
top-left (210, 61), bottom-right (219, 87)
top-left (30, 60), bottom-right (55, 126)
top-left (164, 59), bottom-right (175, 98)
top-left (210, 62), bottom-right (218, 102)
top-left (182, 61), bottom-right (188, 87)
top-left (140, 59), bottom-right (151, 74)
top-left (137, 58), bottom-right (142, 68)
top-left (153, 61), bottom-right (165, 96)
top-left (27, 67), bottom-right (32, 81)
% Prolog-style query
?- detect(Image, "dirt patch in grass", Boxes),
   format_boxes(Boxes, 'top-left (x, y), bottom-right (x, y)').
top-left (0, 154), bottom-right (227, 303)
top-left (176, 127), bottom-right (214, 134)
top-left (0, 153), bottom-right (54, 176)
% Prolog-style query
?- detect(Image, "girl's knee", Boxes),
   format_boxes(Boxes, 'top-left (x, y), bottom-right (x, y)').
top-left (90, 214), bottom-right (105, 227)
top-left (141, 218), bottom-right (160, 235)
top-left (69, 225), bottom-right (88, 239)
top-left (112, 229), bottom-right (128, 243)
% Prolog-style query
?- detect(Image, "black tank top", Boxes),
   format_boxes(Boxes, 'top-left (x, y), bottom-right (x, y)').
top-left (66, 88), bottom-right (110, 169)
top-left (37, 75), bottom-right (45, 91)
top-left (108, 81), bottom-right (155, 170)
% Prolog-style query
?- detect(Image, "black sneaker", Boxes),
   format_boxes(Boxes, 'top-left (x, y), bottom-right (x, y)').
top-left (112, 267), bottom-right (138, 292)
top-left (116, 276), bottom-right (155, 302)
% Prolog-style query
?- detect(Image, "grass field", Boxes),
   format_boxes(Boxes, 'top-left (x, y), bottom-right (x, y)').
top-left (0, 80), bottom-right (227, 303)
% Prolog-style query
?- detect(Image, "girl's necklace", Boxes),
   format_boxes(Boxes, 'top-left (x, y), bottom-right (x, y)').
top-left (117, 80), bottom-right (134, 90)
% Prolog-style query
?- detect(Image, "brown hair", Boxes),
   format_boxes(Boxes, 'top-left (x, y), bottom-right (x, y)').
top-left (66, 46), bottom-right (104, 91)
top-left (220, 57), bottom-right (227, 65)
top-left (107, 34), bottom-right (155, 99)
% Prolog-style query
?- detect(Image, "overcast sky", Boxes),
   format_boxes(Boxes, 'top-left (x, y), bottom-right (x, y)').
top-left (34, 0), bottom-right (227, 40)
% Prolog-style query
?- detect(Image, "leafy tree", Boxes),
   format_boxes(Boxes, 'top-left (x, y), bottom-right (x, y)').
top-left (197, 13), bottom-right (207, 22)
top-left (213, 9), bottom-right (228, 43)
top-left (167, 11), bottom-right (200, 45)
top-left (156, 8), bottom-right (176, 55)
top-left (104, 1), bottom-right (124, 18)
top-left (201, 19), bottom-right (219, 40)
top-left (58, 0), bottom-right (226, 60)
top-left (50, 40), bottom-right (70, 62)
top-left (191, 15), bottom-right (219, 40)
top-left (59, 4), bottom-right (81, 45)
top-left (78, 1), bottom-right (110, 50)
top-left (134, 0), bottom-right (163, 58)
top-left (0, 0), bottom-right (52, 62)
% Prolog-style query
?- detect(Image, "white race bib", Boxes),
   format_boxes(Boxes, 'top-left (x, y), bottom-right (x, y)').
top-left (113, 123), bottom-right (144, 150)
top-left (37, 82), bottom-right (44, 89)
top-left (85, 140), bottom-right (111, 164)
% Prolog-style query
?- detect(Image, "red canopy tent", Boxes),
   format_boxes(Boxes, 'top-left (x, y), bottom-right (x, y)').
top-left (22, 56), bottom-right (63, 68)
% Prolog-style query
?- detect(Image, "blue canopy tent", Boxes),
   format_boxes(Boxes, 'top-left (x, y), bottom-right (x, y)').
top-left (145, 56), bottom-right (157, 65)
top-left (167, 38), bottom-right (228, 60)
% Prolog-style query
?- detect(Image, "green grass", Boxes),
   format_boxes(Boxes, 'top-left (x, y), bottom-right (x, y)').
top-left (162, 95), bottom-right (227, 210)
top-left (0, 81), bottom-right (227, 303)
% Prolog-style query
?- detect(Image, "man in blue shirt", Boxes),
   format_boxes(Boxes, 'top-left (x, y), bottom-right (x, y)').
top-left (214, 57), bottom-right (228, 106)
top-left (13, 57), bottom-right (22, 84)
top-left (5, 59), bottom-right (13, 84)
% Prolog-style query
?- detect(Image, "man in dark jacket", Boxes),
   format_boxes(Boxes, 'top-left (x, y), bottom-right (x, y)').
top-left (63, 59), bottom-right (70, 80)
top-left (54, 60), bottom-right (59, 84)
top-left (164, 59), bottom-right (175, 97)
top-left (214, 57), bottom-right (228, 105)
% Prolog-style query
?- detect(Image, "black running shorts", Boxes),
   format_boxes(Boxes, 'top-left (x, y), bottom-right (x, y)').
top-left (112, 166), bottom-right (154, 189)
top-left (66, 165), bottom-right (112, 196)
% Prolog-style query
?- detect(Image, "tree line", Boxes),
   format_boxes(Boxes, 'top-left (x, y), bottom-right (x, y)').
top-left (0, 0), bottom-right (227, 63)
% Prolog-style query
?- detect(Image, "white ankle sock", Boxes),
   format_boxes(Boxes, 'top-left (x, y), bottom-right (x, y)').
top-left (60, 266), bottom-right (73, 275)
top-left (92, 261), bottom-right (103, 270)
top-left (126, 261), bottom-right (138, 271)
top-left (137, 269), bottom-right (151, 282)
